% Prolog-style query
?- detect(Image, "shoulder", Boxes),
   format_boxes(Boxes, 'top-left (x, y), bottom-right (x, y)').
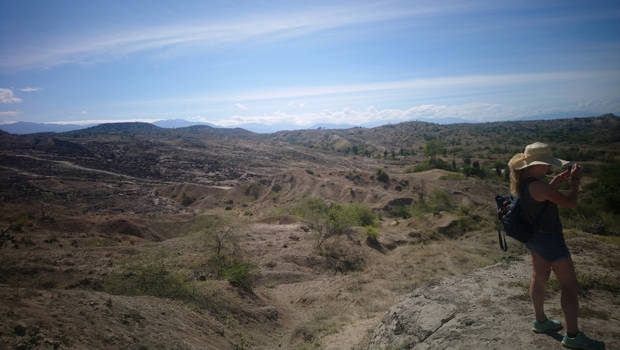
top-left (527, 179), bottom-right (551, 202)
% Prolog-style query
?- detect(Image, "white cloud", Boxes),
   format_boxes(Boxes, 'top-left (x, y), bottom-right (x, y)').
top-left (20, 87), bottom-right (41, 92)
top-left (210, 100), bottom-right (618, 128)
top-left (0, 88), bottom-right (22, 104)
top-left (81, 110), bottom-right (88, 115)
top-left (235, 103), bottom-right (248, 111)
top-left (0, 111), bottom-right (19, 117)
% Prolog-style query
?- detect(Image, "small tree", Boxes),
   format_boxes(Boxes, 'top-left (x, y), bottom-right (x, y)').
top-left (376, 168), bottom-right (390, 183)
top-left (424, 140), bottom-right (445, 162)
top-left (213, 227), bottom-right (234, 278)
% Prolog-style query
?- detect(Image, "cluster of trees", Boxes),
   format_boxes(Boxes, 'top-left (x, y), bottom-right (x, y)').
top-left (405, 140), bottom-right (510, 179)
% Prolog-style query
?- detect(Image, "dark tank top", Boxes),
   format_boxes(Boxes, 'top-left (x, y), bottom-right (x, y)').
top-left (519, 177), bottom-right (563, 235)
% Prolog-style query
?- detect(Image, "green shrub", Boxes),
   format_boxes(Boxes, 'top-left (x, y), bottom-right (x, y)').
top-left (290, 198), bottom-right (376, 228)
top-left (592, 162), bottom-right (620, 213)
top-left (290, 197), bottom-right (329, 219)
top-left (395, 205), bottom-right (412, 218)
top-left (286, 198), bottom-right (377, 247)
top-left (181, 192), bottom-right (195, 206)
top-left (426, 190), bottom-right (452, 213)
top-left (411, 190), bottom-right (453, 215)
top-left (326, 203), bottom-right (357, 236)
top-left (406, 159), bottom-right (451, 173)
top-left (345, 203), bottom-right (377, 227)
top-left (376, 168), bottom-right (390, 183)
top-left (223, 261), bottom-right (255, 292)
top-left (424, 140), bottom-right (445, 161)
top-left (560, 161), bottom-right (620, 236)
top-left (104, 258), bottom-right (194, 301)
top-left (462, 165), bottom-right (488, 178)
top-left (364, 225), bottom-right (380, 239)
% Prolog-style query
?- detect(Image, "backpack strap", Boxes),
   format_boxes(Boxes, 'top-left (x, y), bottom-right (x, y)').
top-left (498, 221), bottom-right (508, 252)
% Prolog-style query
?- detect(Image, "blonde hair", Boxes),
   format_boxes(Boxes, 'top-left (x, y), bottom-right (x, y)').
top-left (508, 152), bottom-right (533, 197)
top-left (509, 167), bottom-right (525, 198)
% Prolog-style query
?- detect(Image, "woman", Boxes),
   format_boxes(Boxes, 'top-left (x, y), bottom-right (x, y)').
top-left (508, 142), bottom-right (605, 350)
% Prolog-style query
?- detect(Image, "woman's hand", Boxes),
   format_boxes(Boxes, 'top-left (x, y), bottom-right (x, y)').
top-left (570, 163), bottom-right (583, 181)
top-left (550, 168), bottom-right (570, 187)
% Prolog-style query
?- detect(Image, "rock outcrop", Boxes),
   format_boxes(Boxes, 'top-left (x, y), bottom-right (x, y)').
top-left (367, 257), bottom-right (597, 350)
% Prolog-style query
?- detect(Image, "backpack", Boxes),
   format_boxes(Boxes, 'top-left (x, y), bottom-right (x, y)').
top-left (495, 194), bottom-right (548, 252)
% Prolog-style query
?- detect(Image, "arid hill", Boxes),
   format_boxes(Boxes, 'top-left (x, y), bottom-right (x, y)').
top-left (1, 115), bottom-right (619, 349)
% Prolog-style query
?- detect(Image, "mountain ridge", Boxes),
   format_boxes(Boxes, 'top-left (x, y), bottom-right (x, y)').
top-left (1, 113), bottom-right (617, 135)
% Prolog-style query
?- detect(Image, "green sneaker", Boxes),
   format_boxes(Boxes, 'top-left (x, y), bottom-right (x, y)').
top-left (562, 332), bottom-right (605, 350)
top-left (532, 319), bottom-right (563, 333)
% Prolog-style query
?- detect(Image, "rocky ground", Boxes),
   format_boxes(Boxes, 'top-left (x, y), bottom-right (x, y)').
top-left (367, 231), bottom-right (620, 349)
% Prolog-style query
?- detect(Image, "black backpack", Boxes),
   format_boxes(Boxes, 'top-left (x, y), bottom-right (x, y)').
top-left (495, 195), bottom-right (548, 252)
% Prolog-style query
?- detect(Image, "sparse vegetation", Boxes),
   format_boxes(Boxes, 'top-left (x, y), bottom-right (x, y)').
top-left (411, 189), bottom-right (453, 216)
top-left (376, 168), bottom-right (389, 183)
top-left (223, 261), bottom-right (256, 293)
top-left (103, 254), bottom-right (198, 303)
top-left (1, 115), bottom-right (619, 350)
top-left (286, 198), bottom-right (377, 248)
top-left (406, 158), bottom-right (452, 173)
top-left (560, 161), bottom-right (620, 236)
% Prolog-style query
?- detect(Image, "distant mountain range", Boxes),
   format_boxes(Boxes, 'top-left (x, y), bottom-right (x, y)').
top-left (0, 121), bottom-right (94, 134)
top-left (0, 113), bottom-right (611, 135)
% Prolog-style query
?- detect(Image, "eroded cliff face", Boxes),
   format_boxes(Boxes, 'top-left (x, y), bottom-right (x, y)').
top-left (367, 255), bottom-right (617, 350)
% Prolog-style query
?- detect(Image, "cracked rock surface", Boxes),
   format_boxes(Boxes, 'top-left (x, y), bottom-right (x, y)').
top-left (367, 258), bottom-right (592, 350)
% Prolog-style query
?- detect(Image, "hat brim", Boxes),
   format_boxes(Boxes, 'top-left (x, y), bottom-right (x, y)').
top-left (514, 157), bottom-right (568, 170)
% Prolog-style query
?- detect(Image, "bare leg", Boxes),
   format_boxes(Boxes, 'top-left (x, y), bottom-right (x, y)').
top-left (551, 256), bottom-right (579, 336)
top-left (530, 252), bottom-right (551, 322)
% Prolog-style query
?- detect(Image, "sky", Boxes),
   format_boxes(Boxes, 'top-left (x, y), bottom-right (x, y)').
top-left (1, 0), bottom-right (619, 131)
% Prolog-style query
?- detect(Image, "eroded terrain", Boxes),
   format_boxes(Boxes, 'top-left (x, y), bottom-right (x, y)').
top-left (1, 117), bottom-right (619, 349)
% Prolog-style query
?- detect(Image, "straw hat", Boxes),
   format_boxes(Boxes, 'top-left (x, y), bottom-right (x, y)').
top-left (508, 142), bottom-right (568, 170)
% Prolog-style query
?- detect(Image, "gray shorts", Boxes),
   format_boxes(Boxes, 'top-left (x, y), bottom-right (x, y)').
top-left (526, 231), bottom-right (571, 262)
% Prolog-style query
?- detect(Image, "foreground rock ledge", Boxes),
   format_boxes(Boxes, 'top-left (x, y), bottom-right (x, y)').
top-left (368, 257), bottom-right (565, 350)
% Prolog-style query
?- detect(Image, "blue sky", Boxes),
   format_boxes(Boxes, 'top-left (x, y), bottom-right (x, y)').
top-left (1, 0), bottom-right (619, 131)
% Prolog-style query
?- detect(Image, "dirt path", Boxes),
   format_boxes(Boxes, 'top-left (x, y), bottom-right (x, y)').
top-left (13, 154), bottom-right (139, 179)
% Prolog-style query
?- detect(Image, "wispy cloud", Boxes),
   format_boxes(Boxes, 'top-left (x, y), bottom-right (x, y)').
top-left (141, 70), bottom-right (618, 105)
top-left (0, 89), bottom-right (22, 104)
top-left (0, 111), bottom-right (19, 117)
top-left (235, 103), bottom-right (248, 111)
top-left (20, 87), bottom-right (42, 92)
top-left (0, 2), bottom-right (476, 70)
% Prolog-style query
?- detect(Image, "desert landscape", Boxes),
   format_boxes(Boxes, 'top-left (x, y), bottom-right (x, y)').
top-left (1, 114), bottom-right (619, 349)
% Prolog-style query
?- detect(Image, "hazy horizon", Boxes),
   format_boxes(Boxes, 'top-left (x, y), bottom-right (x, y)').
top-left (2, 1), bottom-right (620, 130)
